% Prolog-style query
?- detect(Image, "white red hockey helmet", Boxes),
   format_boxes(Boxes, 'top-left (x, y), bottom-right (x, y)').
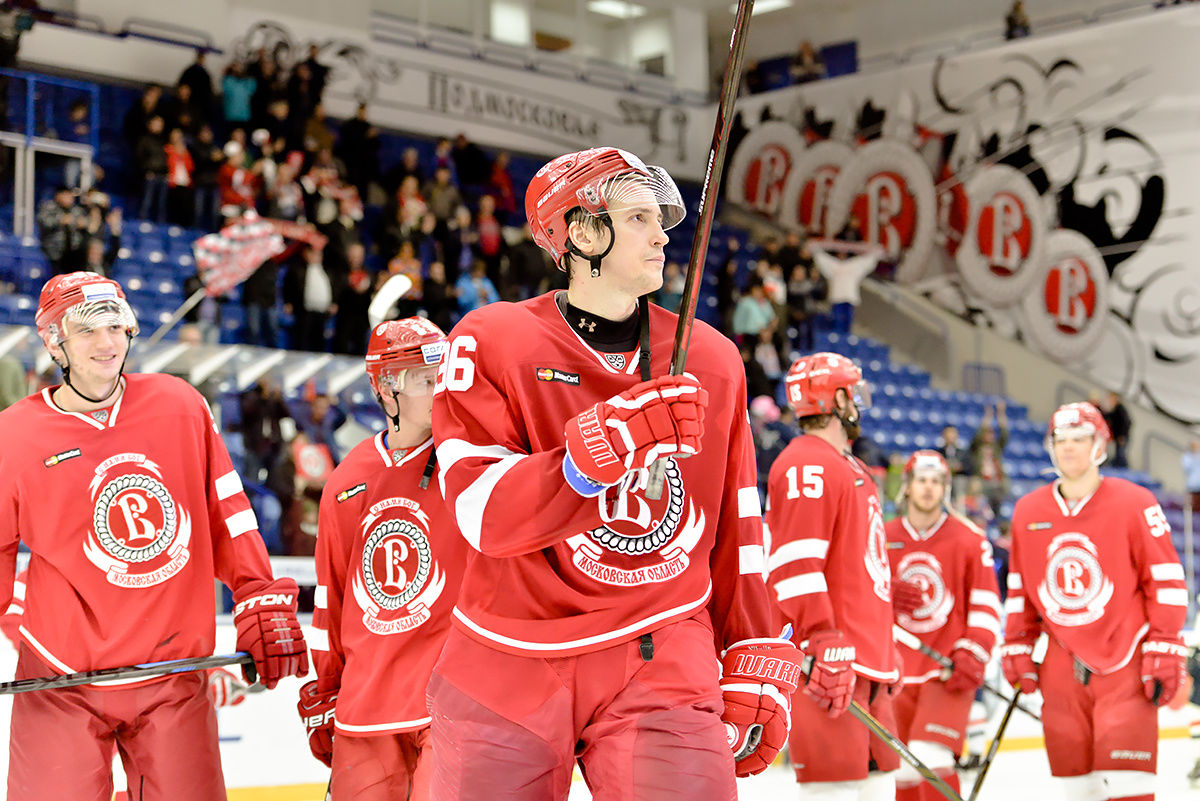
top-left (35, 272), bottom-right (138, 346)
top-left (364, 317), bottom-right (447, 397)
top-left (525, 147), bottom-right (686, 268)
top-left (900, 449), bottom-right (952, 506)
top-left (783, 352), bottom-right (871, 418)
top-left (1045, 401), bottom-right (1111, 469)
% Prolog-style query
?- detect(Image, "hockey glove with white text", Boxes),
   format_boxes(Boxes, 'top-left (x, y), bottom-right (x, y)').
top-left (563, 374), bottom-right (707, 495)
top-left (999, 642), bottom-right (1039, 694)
top-left (892, 579), bottom-right (924, 616)
top-left (720, 638), bottom-right (804, 777)
top-left (801, 630), bottom-right (857, 717)
top-left (297, 680), bottom-right (337, 767)
top-left (1142, 638), bottom-right (1188, 706)
top-left (945, 640), bottom-right (989, 693)
top-left (233, 577), bottom-right (308, 689)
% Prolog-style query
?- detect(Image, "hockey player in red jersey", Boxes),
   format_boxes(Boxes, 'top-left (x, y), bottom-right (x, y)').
top-left (887, 450), bottom-right (1001, 801)
top-left (428, 147), bottom-right (801, 800)
top-left (765, 352), bottom-right (901, 799)
top-left (0, 272), bottom-right (307, 799)
top-left (1002, 402), bottom-right (1186, 801)
top-left (297, 317), bottom-right (468, 800)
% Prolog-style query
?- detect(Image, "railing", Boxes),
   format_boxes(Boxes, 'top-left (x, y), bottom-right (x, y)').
top-left (31, 8), bottom-right (221, 55)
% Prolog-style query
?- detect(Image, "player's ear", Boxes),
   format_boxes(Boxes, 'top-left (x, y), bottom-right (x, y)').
top-left (567, 218), bottom-right (598, 256)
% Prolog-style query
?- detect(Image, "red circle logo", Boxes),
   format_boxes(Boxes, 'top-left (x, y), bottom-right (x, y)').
top-left (976, 192), bottom-right (1032, 276)
top-left (742, 145), bottom-right (792, 214)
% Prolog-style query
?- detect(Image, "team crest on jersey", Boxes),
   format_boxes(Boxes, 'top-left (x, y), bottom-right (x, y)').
top-left (895, 551), bottom-right (953, 633)
top-left (82, 453), bottom-right (192, 588)
top-left (1037, 531), bottom-right (1114, 627)
top-left (565, 459), bottom-right (703, 586)
top-left (43, 447), bottom-right (81, 467)
top-left (349, 497), bottom-right (446, 635)
top-left (864, 494), bottom-right (891, 601)
top-left (604, 353), bottom-right (627, 370)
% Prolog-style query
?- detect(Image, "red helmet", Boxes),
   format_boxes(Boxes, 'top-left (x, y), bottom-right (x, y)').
top-left (35, 272), bottom-right (138, 345)
top-left (525, 147), bottom-right (685, 268)
top-left (1045, 402), bottom-right (1111, 468)
top-left (784, 352), bottom-right (871, 417)
top-left (903, 450), bottom-right (951, 483)
top-left (364, 317), bottom-right (447, 397)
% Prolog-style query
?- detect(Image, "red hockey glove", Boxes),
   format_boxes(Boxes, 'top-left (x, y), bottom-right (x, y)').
top-left (206, 668), bottom-right (251, 708)
top-left (233, 578), bottom-right (309, 689)
top-left (801, 630), bottom-right (857, 717)
top-left (563, 374), bottom-right (707, 492)
top-left (720, 638), bottom-right (804, 777)
top-left (999, 642), bottom-right (1038, 694)
top-left (945, 640), bottom-right (988, 694)
top-left (892, 579), bottom-right (924, 616)
top-left (297, 680), bottom-right (337, 767)
top-left (1141, 639), bottom-right (1188, 706)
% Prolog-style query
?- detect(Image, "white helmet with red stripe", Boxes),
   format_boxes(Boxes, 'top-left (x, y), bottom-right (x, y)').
top-left (1045, 401), bottom-right (1111, 470)
top-left (36, 272), bottom-right (138, 346)
top-left (899, 449), bottom-right (952, 508)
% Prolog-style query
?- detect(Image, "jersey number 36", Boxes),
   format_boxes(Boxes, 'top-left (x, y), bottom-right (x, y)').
top-left (435, 336), bottom-right (477, 394)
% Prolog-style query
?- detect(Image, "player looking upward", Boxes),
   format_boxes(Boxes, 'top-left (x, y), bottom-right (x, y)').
top-left (0, 272), bottom-right (307, 800)
top-left (887, 450), bottom-right (1001, 801)
top-left (428, 147), bottom-right (801, 800)
top-left (1002, 401), bottom-right (1187, 801)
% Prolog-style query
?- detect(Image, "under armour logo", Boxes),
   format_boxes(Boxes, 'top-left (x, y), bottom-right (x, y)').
top-left (578, 319), bottom-right (596, 333)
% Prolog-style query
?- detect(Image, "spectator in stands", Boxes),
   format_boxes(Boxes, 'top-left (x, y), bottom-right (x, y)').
top-left (488, 150), bottom-right (518, 223)
top-left (387, 240), bottom-right (423, 318)
top-left (37, 186), bottom-right (86, 275)
top-left (451, 132), bottom-right (491, 200)
top-left (754, 330), bottom-right (782, 382)
top-left (222, 60), bottom-right (256, 129)
top-left (777, 230), bottom-right (806, 280)
top-left (0, 1), bottom-right (34, 72)
top-left (79, 232), bottom-right (119, 279)
top-left (716, 239), bottom-right (741, 336)
top-left (939, 423), bottom-right (971, 498)
top-left (283, 245), bottom-right (334, 353)
top-left (959, 476), bottom-right (996, 534)
top-left (750, 395), bottom-right (794, 498)
top-left (810, 239), bottom-right (880, 335)
top-left (164, 127), bottom-right (195, 226)
top-left (1183, 439), bottom-right (1200, 516)
top-left (240, 377), bottom-right (293, 482)
top-left (136, 115), bottom-right (169, 223)
top-left (0, 354), bottom-right (25, 411)
top-left (178, 49), bottom-right (214, 119)
top-left (383, 146), bottom-right (424, 197)
top-left (742, 60), bottom-right (765, 96)
top-left (1099, 391), bottom-right (1132, 468)
top-left (970, 401), bottom-right (1010, 515)
top-left (191, 124), bottom-right (223, 231)
top-left (421, 260), bottom-right (456, 332)
top-left (122, 84), bottom-right (161, 153)
top-left (287, 63), bottom-right (319, 137)
top-left (423, 165), bottom-right (463, 233)
top-left (242, 256), bottom-right (282, 349)
top-left (655, 261), bottom-right (685, 313)
top-left (740, 342), bottom-right (774, 400)
top-left (335, 103), bottom-right (379, 200)
top-left (455, 258), bottom-right (499, 315)
top-left (447, 203), bottom-right (479, 282)
top-left (301, 43), bottom-right (329, 103)
top-left (331, 245), bottom-right (372, 355)
top-left (267, 160), bottom-right (304, 221)
top-left (1005, 1), bottom-right (1031, 39)
top-left (786, 262), bottom-right (823, 352)
top-left (503, 223), bottom-right (554, 302)
top-left (474, 194), bottom-right (504, 284)
top-left (789, 40), bottom-right (826, 85)
top-left (183, 270), bottom-right (222, 344)
top-left (163, 82), bottom-right (203, 137)
top-left (217, 140), bottom-right (257, 219)
top-left (251, 58), bottom-right (287, 132)
top-left (297, 393), bottom-right (346, 462)
top-left (732, 274), bottom-right (777, 343)
top-left (304, 103), bottom-right (335, 155)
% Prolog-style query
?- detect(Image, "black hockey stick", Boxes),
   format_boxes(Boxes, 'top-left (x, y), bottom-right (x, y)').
top-left (848, 699), bottom-right (964, 801)
top-left (644, 0), bottom-right (755, 500)
top-left (0, 652), bottom-right (255, 695)
top-left (892, 626), bottom-right (1040, 721)
top-left (966, 681), bottom-right (1023, 801)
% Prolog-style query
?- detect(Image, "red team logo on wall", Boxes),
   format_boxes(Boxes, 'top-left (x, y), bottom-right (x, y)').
top-left (778, 140), bottom-right (853, 234)
top-left (894, 551), bottom-right (953, 633)
top-left (1036, 531), bottom-right (1114, 627)
top-left (351, 497), bottom-right (446, 634)
top-left (1020, 229), bottom-right (1110, 362)
top-left (565, 459), bottom-right (705, 586)
top-left (726, 122), bottom-right (807, 217)
top-left (84, 453), bottom-right (192, 588)
top-left (956, 164), bottom-right (1047, 305)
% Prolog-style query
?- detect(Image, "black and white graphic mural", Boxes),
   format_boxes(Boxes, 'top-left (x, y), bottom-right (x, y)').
top-left (726, 8), bottom-right (1200, 425)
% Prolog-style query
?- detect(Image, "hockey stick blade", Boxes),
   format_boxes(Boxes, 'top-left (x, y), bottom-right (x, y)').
top-left (644, 0), bottom-right (755, 500)
top-left (0, 652), bottom-right (255, 695)
top-left (967, 681), bottom-right (1023, 801)
top-left (848, 700), bottom-right (964, 801)
top-left (891, 625), bottom-right (1040, 722)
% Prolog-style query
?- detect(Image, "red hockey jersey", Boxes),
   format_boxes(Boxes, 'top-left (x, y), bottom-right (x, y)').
top-left (886, 513), bottom-right (1001, 684)
top-left (312, 433), bottom-right (466, 735)
top-left (0, 374), bottom-right (275, 680)
top-left (765, 435), bottom-right (898, 681)
top-left (1006, 477), bottom-right (1187, 674)
top-left (431, 292), bottom-right (772, 656)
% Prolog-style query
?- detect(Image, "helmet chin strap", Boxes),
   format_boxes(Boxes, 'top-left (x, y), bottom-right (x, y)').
top-left (566, 217), bottom-right (616, 278)
top-left (57, 333), bottom-right (132, 405)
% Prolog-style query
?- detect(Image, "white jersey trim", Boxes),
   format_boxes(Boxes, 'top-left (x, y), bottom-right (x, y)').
top-left (454, 454), bottom-right (525, 551)
top-left (854, 663), bottom-right (900, 682)
top-left (374, 433), bottom-right (434, 469)
top-left (738, 545), bottom-right (765, 576)
top-left (435, 438), bottom-right (519, 495)
top-left (214, 470), bottom-right (244, 501)
top-left (38, 382), bottom-right (127, 430)
top-left (1004, 596), bottom-right (1025, 614)
top-left (336, 716), bottom-right (433, 735)
top-left (1157, 588), bottom-right (1189, 607)
top-left (1051, 479), bottom-right (1100, 517)
top-left (308, 627), bottom-right (329, 651)
top-left (225, 509), bottom-right (259, 539)
top-left (901, 513), bottom-right (948, 541)
top-left (966, 611), bottom-right (1002, 637)
top-left (768, 539), bottom-right (829, 572)
top-left (901, 669), bottom-right (944, 685)
top-left (450, 583), bottom-right (712, 653)
top-left (314, 585), bottom-right (328, 609)
top-left (737, 487), bottom-right (761, 519)
top-left (1150, 562), bottom-right (1184, 582)
top-left (19, 626), bottom-right (157, 687)
top-left (970, 589), bottom-right (1003, 617)
top-left (773, 572), bottom-right (827, 601)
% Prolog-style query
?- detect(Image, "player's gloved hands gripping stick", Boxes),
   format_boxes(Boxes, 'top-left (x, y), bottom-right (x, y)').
top-left (563, 374), bottom-right (707, 496)
top-left (800, 630), bottom-right (857, 717)
top-left (233, 577), bottom-right (309, 689)
top-left (999, 642), bottom-right (1039, 695)
top-left (720, 635), bottom-right (804, 777)
top-left (1142, 638), bottom-right (1188, 706)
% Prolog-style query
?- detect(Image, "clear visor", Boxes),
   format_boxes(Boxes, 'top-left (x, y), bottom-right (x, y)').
top-left (579, 166), bottom-right (686, 231)
top-left (378, 365), bottom-right (438, 397)
top-left (849, 379), bottom-right (872, 410)
top-left (1050, 423), bottom-right (1096, 443)
top-left (56, 299), bottom-right (139, 343)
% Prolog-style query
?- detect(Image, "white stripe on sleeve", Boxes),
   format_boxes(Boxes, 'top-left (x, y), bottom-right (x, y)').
top-left (307, 626), bottom-right (329, 651)
top-left (1150, 562), bottom-right (1185, 582)
top-left (314, 585), bottom-right (328, 610)
top-left (767, 539), bottom-right (829, 573)
top-left (1007, 572), bottom-right (1023, 591)
top-left (969, 589), bottom-right (1002, 617)
top-left (1157, 588), bottom-right (1189, 607)
top-left (738, 487), bottom-right (762, 519)
top-left (967, 611), bottom-right (1002, 637)
top-left (773, 572), bottom-right (827, 602)
top-left (738, 545), bottom-right (765, 576)
top-left (214, 470), bottom-right (244, 501)
top-left (1004, 596), bottom-right (1025, 614)
top-left (224, 509), bottom-right (258, 539)
top-left (454, 454), bottom-right (525, 550)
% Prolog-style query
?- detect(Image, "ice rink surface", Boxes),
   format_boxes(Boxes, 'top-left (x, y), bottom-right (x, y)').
top-left (1, 625), bottom-right (1196, 800)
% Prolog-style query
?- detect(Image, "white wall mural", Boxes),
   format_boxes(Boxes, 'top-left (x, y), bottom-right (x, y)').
top-left (724, 7), bottom-right (1200, 426)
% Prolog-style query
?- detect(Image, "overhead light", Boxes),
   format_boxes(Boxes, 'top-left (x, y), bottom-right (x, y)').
top-left (587, 0), bottom-right (647, 18)
top-left (729, 0), bottom-right (792, 14)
